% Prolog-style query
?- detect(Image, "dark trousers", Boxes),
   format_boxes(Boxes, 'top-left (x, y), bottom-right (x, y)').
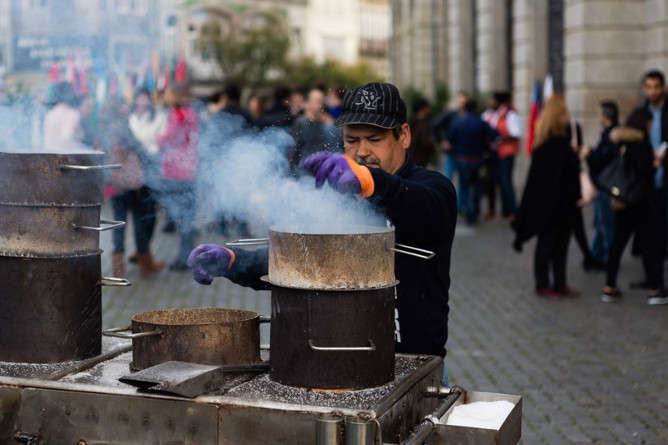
top-left (455, 160), bottom-right (482, 223)
top-left (606, 199), bottom-right (664, 290)
top-left (111, 186), bottom-right (157, 254)
top-left (534, 220), bottom-right (573, 290)
top-left (483, 154), bottom-right (497, 215)
top-left (497, 155), bottom-right (517, 217)
top-left (572, 207), bottom-right (591, 261)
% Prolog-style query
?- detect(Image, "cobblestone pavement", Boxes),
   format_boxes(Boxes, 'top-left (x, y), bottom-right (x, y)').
top-left (100, 202), bottom-right (668, 445)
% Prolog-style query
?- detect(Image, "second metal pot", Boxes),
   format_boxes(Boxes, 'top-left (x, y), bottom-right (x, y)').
top-left (104, 308), bottom-right (266, 371)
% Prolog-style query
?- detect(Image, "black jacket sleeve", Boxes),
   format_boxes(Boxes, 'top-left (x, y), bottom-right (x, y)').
top-left (223, 247), bottom-right (271, 291)
top-left (369, 167), bottom-right (456, 241)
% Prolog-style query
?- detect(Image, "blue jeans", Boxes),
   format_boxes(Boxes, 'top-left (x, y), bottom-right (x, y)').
top-left (443, 153), bottom-right (463, 211)
top-left (455, 160), bottom-right (482, 224)
top-left (442, 360), bottom-right (449, 387)
top-left (497, 156), bottom-right (517, 217)
top-left (591, 193), bottom-right (615, 261)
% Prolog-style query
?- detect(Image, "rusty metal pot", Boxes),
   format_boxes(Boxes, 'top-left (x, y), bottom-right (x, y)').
top-left (0, 149), bottom-right (122, 256)
top-left (228, 225), bottom-right (433, 290)
top-left (0, 252), bottom-right (128, 363)
top-left (0, 149), bottom-right (115, 206)
top-left (0, 205), bottom-right (123, 257)
top-left (103, 308), bottom-right (268, 371)
top-left (269, 284), bottom-right (396, 390)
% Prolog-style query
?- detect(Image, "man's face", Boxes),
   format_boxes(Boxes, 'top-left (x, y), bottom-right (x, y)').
top-left (343, 123), bottom-right (411, 174)
top-left (643, 77), bottom-right (665, 106)
top-left (456, 94), bottom-right (468, 111)
top-left (306, 89), bottom-right (325, 115)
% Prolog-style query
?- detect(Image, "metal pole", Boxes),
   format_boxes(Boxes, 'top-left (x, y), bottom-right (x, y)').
top-left (317, 414), bottom-right (344, 445)
top-left (345, 416), bottom-right (375, 445)
top-left (400, 387), bottom-right (464, 445)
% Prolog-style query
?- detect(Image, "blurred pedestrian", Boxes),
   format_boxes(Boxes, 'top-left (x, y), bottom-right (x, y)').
top-left (482, 91), bottom-right (521, 221)
top-left (288, 87), bottom-right (343, 176)
top-left (511, 94), bottom-right (581, 298)
top-left (127, 88), bottom-right (168, 273)
top-left (156, 84), bottom-right (200, 271)
top-left (327, 85), bottom-right (345, 119)
top-left (256, 85), bottom-right (294, 131)
top-left (432, 91), bottom-right (469, 180)
top-left (248, 92), bottom-right (266, 122)
top-left (97, 96), bottom-right (163, 277)
top-left (43, 81), bottom-right (84, 151)
top-left (409, 97), bottom-right (435, 168)
top-left (600, 108), bottom-right (667, 304)
top-left (446, 99), bottom-right (499, 225)
top-left (586, 101), bottom-right (619, 267)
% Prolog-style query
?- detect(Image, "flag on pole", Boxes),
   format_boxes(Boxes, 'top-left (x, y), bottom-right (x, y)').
top-left (525, 79), bottom-right (542, 155)
top-left (49, 61), bottom-right (60, 83)
top-left (174, 52), bottom-right (186, 83)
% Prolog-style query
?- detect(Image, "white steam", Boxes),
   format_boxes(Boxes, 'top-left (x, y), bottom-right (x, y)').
top-left (196, 115), bottom-right (386, 235)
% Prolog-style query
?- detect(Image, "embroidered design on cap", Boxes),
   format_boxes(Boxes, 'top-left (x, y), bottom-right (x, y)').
top-left (355, 88), bottom-right (382, 111)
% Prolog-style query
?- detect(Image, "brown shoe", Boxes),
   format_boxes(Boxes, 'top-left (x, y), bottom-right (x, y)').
top-left (112, 252), bottom-right (125, 278)
top-left (128, 252), bottom-right (138, 263)
top-left (137, 252), bottom-right (165, 275)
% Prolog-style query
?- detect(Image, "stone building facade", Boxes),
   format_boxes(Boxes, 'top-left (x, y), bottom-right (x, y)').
top-left (390, 0), bottom-right (668, 143)
top-left (0, 0), bottom-right (161, 86)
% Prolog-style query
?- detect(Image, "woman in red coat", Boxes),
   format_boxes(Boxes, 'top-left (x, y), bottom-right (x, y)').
top-left (156, 84), bottom-right (200, 270)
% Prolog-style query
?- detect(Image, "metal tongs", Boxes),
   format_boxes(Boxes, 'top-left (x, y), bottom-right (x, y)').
top-left (224, 238), bottom-right (435, 260)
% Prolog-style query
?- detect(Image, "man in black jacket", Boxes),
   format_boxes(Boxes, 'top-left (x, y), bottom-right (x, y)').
top-left (188, 82), bottom-right (457, 382)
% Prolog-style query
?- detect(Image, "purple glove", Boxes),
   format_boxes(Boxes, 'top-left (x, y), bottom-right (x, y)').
top-left (300, 152), bottom-right (375, 197)
top-left (187, 244), bottom-right (235, 285)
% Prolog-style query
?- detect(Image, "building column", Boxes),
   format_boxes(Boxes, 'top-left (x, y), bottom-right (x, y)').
top-left (446, 0), bottom-right (475, 99)
top-left (476, 0), bottom-right (510, 94)
top-left (511, 0), bottom-right (549, 118)
top-left (564, 0), bottom-right (650, 142)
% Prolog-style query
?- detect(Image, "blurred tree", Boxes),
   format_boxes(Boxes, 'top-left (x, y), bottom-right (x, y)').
top-left (195, 15), bottom-right (290, 89)
top-left (283, 57), bottom-right (383, 90)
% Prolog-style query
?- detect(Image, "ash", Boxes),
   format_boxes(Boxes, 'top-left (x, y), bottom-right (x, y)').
top-left (0, 360), bottom-right (80, 379)
top-left (226, 356), bottom-right (428, 410)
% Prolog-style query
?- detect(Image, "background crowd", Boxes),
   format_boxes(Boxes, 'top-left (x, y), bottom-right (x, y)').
top-left (16, 69), bottom-right (668, 306)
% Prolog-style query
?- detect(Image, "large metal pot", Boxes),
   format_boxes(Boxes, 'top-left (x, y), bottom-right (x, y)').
top-left (103, 308), bottom-right (267, 371)
top-left (0, 149), bottom-right (121, 256)
top-left (269, 284), bottom-right (395, 390)
top-left (0, 149), bottom-right (112, 206)
top-left (0, 205), bottom-right (123, 257)
top-left (0, 253), bottom-right (106, 363)
top-left (268, 225), bottom-right (396, 290)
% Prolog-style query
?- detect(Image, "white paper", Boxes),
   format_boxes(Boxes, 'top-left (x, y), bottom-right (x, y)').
top-left (445, 400), bottom-right (515, 430)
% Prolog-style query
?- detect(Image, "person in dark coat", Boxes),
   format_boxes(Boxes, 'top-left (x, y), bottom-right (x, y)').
top-left (256, 86), bottom-right (294, 130)
top-left (409, 97), bottom-right (435, 167)
top-left (187, 82), bottom-right (457, 384)
top-left (600, 108), bottom-right (668, 305)
top-left (511, 94), bottom-right (581, 298)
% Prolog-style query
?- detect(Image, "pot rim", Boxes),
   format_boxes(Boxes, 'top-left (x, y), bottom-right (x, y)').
top-left (131, 307), bottom-right (260, 326)
top-left (269, 224), bottom-right (393, 235)
top-left (260, 275), bottom-right (399, 291)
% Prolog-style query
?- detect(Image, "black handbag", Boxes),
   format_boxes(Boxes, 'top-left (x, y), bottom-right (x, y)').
top-left (596, 144), bottom-right (645, 207)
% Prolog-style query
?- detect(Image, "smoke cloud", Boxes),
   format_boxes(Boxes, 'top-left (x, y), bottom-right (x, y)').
top-left (196, 115), bottom-right (387, 236)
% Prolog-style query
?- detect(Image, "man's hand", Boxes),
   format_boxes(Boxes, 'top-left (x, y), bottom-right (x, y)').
top-left (299, 152), bottom-right (375, 197)
top-left (187, 244), bottom-right (235, 285)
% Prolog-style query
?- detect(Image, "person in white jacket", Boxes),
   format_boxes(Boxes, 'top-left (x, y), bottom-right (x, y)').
top-left (43, 82), bottom-right (84, 151)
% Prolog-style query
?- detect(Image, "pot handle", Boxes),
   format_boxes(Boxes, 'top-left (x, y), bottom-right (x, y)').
top-left (75, 219), bottom-right (126, 232)
top-left (60, 164), bottom-right (122, 171)
top-left (391, 243), bottom-right (435, 260)
top-left (102, 325), bottom-right (162, 339)
top-left (308, 339), bottom-right (376, 352)
top-left (259, 315), bottom-right (271, 323)
top-left (98, 277), bottom-right (132, 286)
top-left (225, 237), bottom-right (269, 247)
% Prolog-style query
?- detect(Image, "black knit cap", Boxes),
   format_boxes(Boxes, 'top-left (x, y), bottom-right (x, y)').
top-left (334, 82), bottom-right (407, 129)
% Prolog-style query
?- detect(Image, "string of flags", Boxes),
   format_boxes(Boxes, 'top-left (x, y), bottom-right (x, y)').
top-left (47, 50), bottom-right (188, 105)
